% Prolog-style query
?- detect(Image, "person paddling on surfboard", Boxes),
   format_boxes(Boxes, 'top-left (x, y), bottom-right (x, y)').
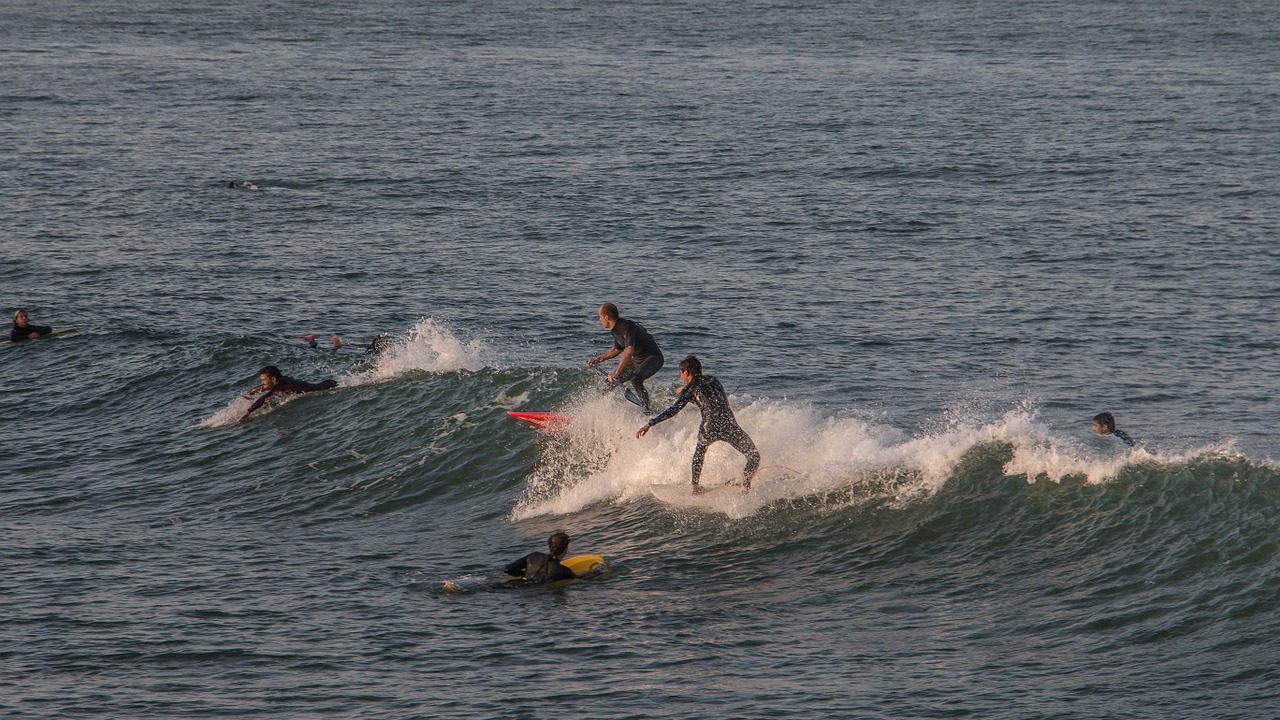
top-left (636, 355), bottom-right (760, 495)
top-left (586, 303), bottom-right (665, 414)
top-left (8, 309), bottom-right (53, 342)
top-left (505, 531), bottom-right (577, 583)
top-left (238, 365), bottom-right (339, 422)
top-left (1092, 411), bottom-right (1136, 447)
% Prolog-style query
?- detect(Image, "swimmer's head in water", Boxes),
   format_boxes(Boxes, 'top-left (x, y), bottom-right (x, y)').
top-left (548, 531), bottom-right (570, 559)
top-left (1092, 411), bottom-right (1117, 434)
top-left (13, 309), bottom-right (28, 325)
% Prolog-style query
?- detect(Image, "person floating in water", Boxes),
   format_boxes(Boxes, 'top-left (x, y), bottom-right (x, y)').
top-left (228, 180), bottom-right (259, 190)
top-left (636, 355), bottom-right (760, 494)
top-left (505, 531), bottom-right (577, 583)
top-left (1092, 411), bottom-right (1136, 447)
top-left (8, 309), bottom-right (52, 342)
top-left (298, 333), bottom-right (342, 351)
top-left (586, 302), bottom-right (664, 414)
top-left (239, 365), bottom-right (338, 422)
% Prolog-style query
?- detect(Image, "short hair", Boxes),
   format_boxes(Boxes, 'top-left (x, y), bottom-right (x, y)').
top-left (13, 309), bottom-right (26, 323)
top-left (548, 531), bottom-right (570, 558)
top-left (598, 303), bottom-right (619, 321)
top-left (1093, 412), bottom-right (1116, 432)
top-left (259, 365), bottom-right (282, 381)
top-left (679, 355), bottom-right (702, 376)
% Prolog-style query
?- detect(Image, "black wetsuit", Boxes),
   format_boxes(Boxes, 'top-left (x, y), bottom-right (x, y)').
top-left (648, 374), bottom-right (760, 487)
top-left (609, 318), bottom-right (664, 413)
top-left (8, 322), bottom-right (52, 342)
top-left (1110, 429), bottom-right (1136, 447)
top-left (505, 552), bottom-right (576, 583)
top-left (244, 377), bottom-right (338, 417)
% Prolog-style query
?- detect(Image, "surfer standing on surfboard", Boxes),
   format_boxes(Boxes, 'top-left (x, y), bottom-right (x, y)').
top-left (238, 365), bottom-right (339, 422)
top-left (505, 531), bottom-right (577, 583)
top-left (636, 355), bottom-right (760, 495)
top-left (8, 309), bottom-right (52, 342)
top-left (586, 303), bottom-right (665, 414)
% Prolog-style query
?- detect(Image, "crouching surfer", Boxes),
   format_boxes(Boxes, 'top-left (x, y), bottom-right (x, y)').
top-left (239, 365), bottom-right (338, 422)
top-left (636, 355), bottom-right (760, 494)
top-left (505, 531), bottom-right (577, 583)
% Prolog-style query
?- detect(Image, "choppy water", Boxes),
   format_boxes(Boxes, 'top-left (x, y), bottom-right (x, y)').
top-left (4, 0), bottom-right (1280, 717)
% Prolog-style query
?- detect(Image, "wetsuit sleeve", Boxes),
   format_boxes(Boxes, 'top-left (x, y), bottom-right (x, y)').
top-left (505, 555), bottom-right (530, 578)
top-left (242, 389), bottom-right (275, 418)
top-left (649, 384), bottom-right (694, 426)
top-left (1112, 429), bottom-right (1136, 447)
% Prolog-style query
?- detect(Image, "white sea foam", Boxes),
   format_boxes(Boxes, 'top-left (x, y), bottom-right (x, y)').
top-left (510, 396), bottom-right (1236, 520)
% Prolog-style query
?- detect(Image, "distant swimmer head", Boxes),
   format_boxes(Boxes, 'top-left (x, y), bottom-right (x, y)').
top-left (548, 531), bottom-right (570, 559)
top-left (1092, 411), bottom-right (1117, 434)
top-left (229, 180), bottom-right (259, 190)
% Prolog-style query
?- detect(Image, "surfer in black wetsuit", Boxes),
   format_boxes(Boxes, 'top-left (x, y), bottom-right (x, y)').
top-left (8, 309), bottom-right (52, 342)
top-left (238, 365), bottom-right (338, 421)
top-left (505, 531), bottom-right (577, 583)
top-left (586, 303), bottom-right (664, 414)
top-left (1092, 411), bottom-right (1136, 447)
top-left (637, 355), bottom-right (761, 494)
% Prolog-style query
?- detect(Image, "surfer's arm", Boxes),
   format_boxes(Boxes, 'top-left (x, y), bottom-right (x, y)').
top-left (504, 556), bottom-right (529, 578)
top-left (609, 345), bottom-right (635, 382)
top-left (646, 387), bottom-right (693, 428)
top-left (1112, 429), bottom-right (1136, 447)
top-left (238, 391), bottom-right (273, 421)
top-left (587, 347), bottom-right (621, 368)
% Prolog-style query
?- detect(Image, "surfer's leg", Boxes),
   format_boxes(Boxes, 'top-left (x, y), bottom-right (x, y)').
top-left (724, 427), bottom-right (760, 489)
top-left (691, 435), bottom-right (714, 492)
top-left (629, 355), bottom-right (664, 415)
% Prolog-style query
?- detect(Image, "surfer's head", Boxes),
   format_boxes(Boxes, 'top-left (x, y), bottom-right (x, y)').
top-left (1092, 412), bottom-right (1117, 434)
top-left (598, 303), bottom-right (619, 329)
top-left (548, 531), bottom-right (570, 559)
top-left (678, 355), bottom-right (702, 383)
top-left (13, 309), bottom-right (28, 327)
top-left (258, 365), bottom-right (283, 387)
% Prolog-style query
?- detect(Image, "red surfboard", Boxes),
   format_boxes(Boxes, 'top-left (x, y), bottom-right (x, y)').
top-left (507, 411), bottom-right (572, 431)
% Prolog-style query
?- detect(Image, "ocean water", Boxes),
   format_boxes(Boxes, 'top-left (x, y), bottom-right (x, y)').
top-left (4, 0), bottom-right (1280, 717)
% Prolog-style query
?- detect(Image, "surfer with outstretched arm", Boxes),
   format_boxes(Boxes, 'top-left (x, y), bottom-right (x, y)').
top-left (636, 355), bottom-right (760, 495)
top-left (239, 365), bottom-right (338, 422)
top-left (586, 302), bottom-right (665, 414)
top-left (505, 531), bottom-right (577, 583)
top-left (8, 309), bottom-right (52, 342)
top-left (1092, 411), bottom-right (1136, 447)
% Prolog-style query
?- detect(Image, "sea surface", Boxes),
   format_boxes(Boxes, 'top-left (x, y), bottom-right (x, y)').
top-left (4, 0), bottom-right (1280, 717)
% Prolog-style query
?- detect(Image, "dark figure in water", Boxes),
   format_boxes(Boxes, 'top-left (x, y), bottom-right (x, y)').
top-left (239, 365), bottom-right (338, 422)
top-left (228, 180), bottom-right (259, 190)
top-left (586, 302), bottom-right (665, 414)
top-left (505, 531), bottom-right (577, 583)
top-left (637, 355), bottom-right (761, 494)
top-left (1092, 412), bottom-right (1136, 447)
top-left (8, 309), bottom-right (52, 342)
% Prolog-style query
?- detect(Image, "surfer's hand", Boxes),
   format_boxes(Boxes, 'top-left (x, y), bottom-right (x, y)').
top-left (636, 424), bottom-right (650, 439)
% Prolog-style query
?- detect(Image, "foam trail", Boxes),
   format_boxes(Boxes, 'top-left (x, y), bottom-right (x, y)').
top-left (344, 317), bottom-right (492, 385)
